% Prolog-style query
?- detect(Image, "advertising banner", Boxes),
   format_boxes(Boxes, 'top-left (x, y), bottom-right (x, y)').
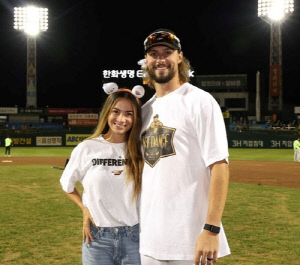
top-left (196, 74), bottom-right (247, 91)
top-left (269, 65), bottom-right (281, 97)
top-left (11, 137), bottom-right (32, 146)
top-left (65, 134), bottom-right (91, 146)
top-left (68, 113), bottom-right (98, 126)
top-left (36, 136), bottom-right (62, 146)
top-left (0, 107), bottom-right (18, 114)
top-left (227, 131), bottom-right (294, 149)
top-left (47, 108), bottom-right (94, 114)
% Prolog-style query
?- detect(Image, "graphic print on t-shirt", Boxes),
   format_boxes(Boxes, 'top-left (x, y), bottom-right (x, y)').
top-left (91, 157), bottom-right (127, 166)
top-left (91, 155), bottom-right (127, 176)
top-left (142, 114), bottom-right (176, 167)
top-left (111, 170), bottom-right (124, 175)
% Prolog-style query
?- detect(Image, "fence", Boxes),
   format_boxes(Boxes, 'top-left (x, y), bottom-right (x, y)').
top-left (1, 128), bottom-right (299, 149)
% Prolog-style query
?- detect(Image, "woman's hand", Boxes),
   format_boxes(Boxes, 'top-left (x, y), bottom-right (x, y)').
top-left (82, 207), bottom-right (95, 245)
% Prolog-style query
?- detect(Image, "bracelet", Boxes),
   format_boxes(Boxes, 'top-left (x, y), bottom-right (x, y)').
top-left (203, 223), bottom-right (220, 234)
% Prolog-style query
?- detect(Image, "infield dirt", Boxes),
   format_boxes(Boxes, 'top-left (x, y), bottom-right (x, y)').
top-left (1, 156), bottom-right (299, 189)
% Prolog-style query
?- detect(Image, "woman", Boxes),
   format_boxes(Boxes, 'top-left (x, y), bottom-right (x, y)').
top-left (60, 84), bottom-right (144, 265)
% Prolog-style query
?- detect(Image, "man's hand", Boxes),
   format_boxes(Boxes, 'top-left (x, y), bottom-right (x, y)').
top-left (194, 230), bottom-right (219, 265)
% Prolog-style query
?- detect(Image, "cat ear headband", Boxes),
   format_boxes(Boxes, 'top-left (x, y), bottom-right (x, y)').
top-left (102, 82), bottom-right (145, 99)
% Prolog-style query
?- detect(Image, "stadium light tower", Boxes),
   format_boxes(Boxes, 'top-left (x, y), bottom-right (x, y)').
top-left (258, 0), bottom-right (294, 111)
top-left (14, 6), bottom-right (48, 108)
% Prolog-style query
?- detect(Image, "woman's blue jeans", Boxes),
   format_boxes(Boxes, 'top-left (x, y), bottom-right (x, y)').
top-left (82, 223), bottom-right (141, 265)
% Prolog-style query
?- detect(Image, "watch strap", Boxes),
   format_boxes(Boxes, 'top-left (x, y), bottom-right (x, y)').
top-left (203, 223), bottom-right (220, 234)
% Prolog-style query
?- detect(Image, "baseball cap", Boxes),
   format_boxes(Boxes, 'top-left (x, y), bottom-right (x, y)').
top-left (144, 28), bottom-right (181, 53)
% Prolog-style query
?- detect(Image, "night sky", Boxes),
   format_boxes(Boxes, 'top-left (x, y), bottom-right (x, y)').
top-left (0, 0), bottom-right (299, 108)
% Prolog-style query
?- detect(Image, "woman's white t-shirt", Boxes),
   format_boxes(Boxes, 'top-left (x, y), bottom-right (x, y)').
top-left (60, 136), bottom-right (139, 227)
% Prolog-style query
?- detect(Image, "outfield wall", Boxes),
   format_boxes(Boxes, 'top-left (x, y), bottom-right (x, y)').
top-left (227, 131), bottom-right (298, 148)
top-left (0, 129), bottom-right (299, 149)
top-left (0, 129), bottom-right (93, 147)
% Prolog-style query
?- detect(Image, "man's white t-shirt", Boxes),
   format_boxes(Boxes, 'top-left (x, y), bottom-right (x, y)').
top-left (140, 83), bottom-right (231, 260)
top-left (60, 136), bottom-right (139, 227)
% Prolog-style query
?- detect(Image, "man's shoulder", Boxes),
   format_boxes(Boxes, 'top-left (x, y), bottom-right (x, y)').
top-left (182, 83), bottom-right (214, 99)
top-left (142, 95), bottom-right (156, 109)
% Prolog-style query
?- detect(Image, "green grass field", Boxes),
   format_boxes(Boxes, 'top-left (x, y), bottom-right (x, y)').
top-left (3, 147), bottom-right (74, 157)
top-left (0, 147), bottom-right (299, 264)
top-left (5, 146), bottom-right (296, 162)
top-left (3, 147), bottom-right (294, 161)
top-left (228, 148), bottom-right (294, 162)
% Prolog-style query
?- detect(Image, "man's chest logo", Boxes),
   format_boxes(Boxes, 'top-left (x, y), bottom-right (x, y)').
top-left (142, 114), bottom-right (176, 167)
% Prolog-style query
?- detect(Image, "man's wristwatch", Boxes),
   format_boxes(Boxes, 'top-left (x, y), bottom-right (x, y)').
top-left (203, 223), bottom-right (220, 234)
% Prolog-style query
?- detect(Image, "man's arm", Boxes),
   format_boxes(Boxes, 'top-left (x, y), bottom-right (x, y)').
top-left (206, 159), bottom-right (229, 226)
top-left (194, 159), bottom-right (229, 265)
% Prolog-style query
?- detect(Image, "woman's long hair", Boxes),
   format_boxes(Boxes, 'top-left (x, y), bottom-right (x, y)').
top-left (88, 91), bottom-right (144, 200)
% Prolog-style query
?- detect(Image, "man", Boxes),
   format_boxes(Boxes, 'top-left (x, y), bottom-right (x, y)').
top-left (293, 137), bottom-right (300, 162)
top-left (5, 136), bottom-right (13, 157)
top-left (139, 29), bottom-right (230, 265)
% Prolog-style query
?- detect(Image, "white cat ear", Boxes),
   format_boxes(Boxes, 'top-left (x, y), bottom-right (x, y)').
top-left (137, 59), bottom-right (147, 70)
top-left (137, 59), bottom-right (145, 65)
top-left (102, 82), bottom-right (118, 94)
top-left (132, 85), bottom-right (145, 98)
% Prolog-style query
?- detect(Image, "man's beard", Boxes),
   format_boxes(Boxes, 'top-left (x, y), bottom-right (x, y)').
top-left (148, 65), bottom-right (176, 84)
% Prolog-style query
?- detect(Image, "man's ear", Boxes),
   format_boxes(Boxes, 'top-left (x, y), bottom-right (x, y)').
top-left (178, 51), bottom-right (183, 63)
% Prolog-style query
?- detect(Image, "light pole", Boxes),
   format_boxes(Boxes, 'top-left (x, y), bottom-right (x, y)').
top-left (14, 6), bottom-right (48, 108)
top-left (258, 0), bottom-right (294, 111)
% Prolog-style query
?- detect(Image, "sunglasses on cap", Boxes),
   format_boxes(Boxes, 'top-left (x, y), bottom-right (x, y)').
top-left (144, 31), bottom-right (181, 53)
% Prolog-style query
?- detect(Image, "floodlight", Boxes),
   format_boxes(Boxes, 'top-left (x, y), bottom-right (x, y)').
top-left (14, 5), bottom-right (48, 108)
top-left (258, 0), bottom-right (294, 22)
top-left (14, 6), bottom-right (48, 36)
top-left (258, 0), bottom-right (294, 110)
